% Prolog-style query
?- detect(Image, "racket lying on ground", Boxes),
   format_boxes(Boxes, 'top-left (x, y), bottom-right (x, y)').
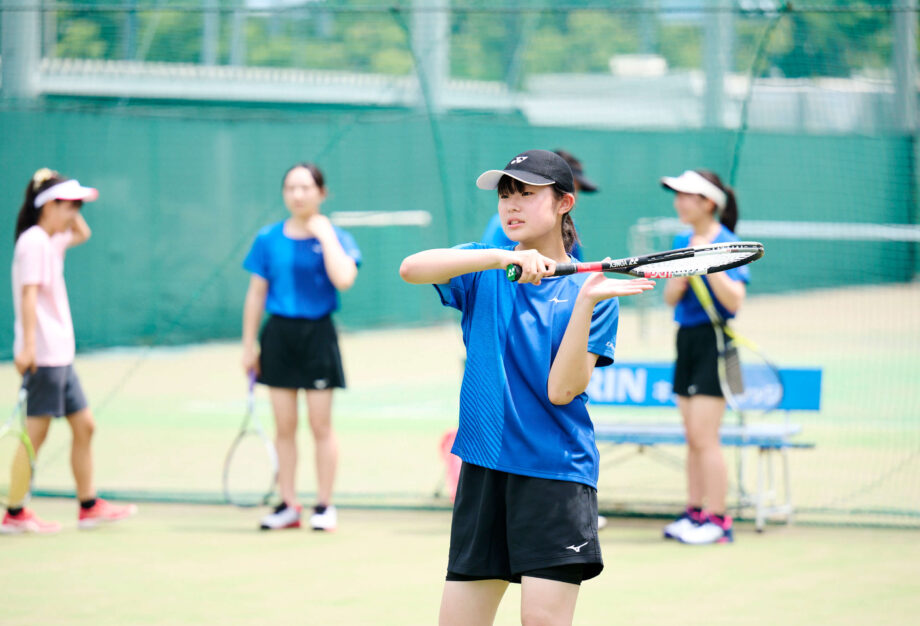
top-left (0, 388), bottom-right (35, 509)
top-left (688, 275), bottom-right (783, 414)
top-left (222, 372), bottom-right (279, 507)
top-left (506, 241), bottom-right (764, 281)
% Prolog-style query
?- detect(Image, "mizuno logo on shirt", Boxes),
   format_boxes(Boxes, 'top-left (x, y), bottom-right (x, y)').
top-left (549, 297), bottom-right (568, 304)
top-left (565, 541), bottom-right (589, 553)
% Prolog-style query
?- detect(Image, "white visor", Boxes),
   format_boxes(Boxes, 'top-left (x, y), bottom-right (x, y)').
top-left (34, 179), bottom-right (99, 209)
top-left (660, 170), bottom-right (727, 211)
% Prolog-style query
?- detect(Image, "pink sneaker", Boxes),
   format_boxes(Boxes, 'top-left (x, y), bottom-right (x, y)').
top-left (78, 498), bottom-right (138, 530)
top-left (1, 508), bottom-right (62, 534)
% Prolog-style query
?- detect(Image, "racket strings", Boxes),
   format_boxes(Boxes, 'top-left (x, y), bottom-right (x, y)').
top-left (224, 430), bottom-right (278, 507)
top-left (722, 340), bottom-right (784, 412)
top-left (642, 250), bottom-right (753, 273)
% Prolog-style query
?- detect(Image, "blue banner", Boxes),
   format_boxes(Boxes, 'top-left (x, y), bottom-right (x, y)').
top-left (587, 363), bottom-right (821, 411)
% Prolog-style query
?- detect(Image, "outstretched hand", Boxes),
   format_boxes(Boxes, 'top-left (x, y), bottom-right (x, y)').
top-left (578, 271), bottom-right (655, 304)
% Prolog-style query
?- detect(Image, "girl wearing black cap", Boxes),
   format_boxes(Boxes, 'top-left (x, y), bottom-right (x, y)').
top-left (660, 169), bottom-right (747, 545)
top-left (479, 148), bottom-right (598, 262)
top-left (400, 150), bottom-right (654, 625)
top-left (241, 163), bottom-right (361, 532)
top-left (2, 168), bottom-right (138, 534)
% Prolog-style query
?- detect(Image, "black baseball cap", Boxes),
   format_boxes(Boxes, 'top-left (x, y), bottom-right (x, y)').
top-left (476, 149), bottom-right (575, 195)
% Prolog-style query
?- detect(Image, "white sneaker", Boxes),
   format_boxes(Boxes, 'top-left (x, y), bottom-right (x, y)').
top-left (259, 503), bottom-right (301, 530)
top-left (310, 505), bottom-right (337, 531)
top-left (597, 515), bottom-right (608, 530)
top-left (663, 514), bottom-right (697, 540)
top-left (678, 515), bottom-right (733, 545)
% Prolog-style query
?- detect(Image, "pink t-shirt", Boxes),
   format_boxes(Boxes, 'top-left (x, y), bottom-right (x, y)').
top-left (12, 225), bottom-right (75, 366)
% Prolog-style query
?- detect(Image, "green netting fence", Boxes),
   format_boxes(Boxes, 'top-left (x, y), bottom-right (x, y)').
top-left (0, 1), bottom-right (917, 526)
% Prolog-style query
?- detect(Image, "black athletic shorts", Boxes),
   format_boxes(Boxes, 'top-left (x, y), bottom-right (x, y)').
top-left (445, 463), bottom-right (603, 585)
top-left (673, 323), bottom-right (722, 398)
top-left (258, 314), bottom-right (346, 390)
top-left (22, 365), bottom-right (88, 418)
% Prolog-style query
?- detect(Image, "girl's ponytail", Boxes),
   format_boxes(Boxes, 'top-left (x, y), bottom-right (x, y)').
top-left (15, 168), bottom-right (63, 242)
top-left (562, 211), bottom-right (580, 254)
top-left (696, 170), bottom-right (739, 233)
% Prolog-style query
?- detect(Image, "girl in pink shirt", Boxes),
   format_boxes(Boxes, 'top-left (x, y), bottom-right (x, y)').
top-left (2, 169), bottom-right (137, 534)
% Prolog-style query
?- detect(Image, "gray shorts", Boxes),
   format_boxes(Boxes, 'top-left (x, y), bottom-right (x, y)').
top-left (22, 365), bottom-right (89, 418)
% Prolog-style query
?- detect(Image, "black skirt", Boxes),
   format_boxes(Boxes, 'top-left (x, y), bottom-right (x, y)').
top-left (258, 315), bottom-right (346, 390)
top-left (673, 323), bottom-right (722, 398)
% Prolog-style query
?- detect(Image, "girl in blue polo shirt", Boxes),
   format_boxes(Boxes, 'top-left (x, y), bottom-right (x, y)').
top-left (400, 150), bottom-right (654, 625)
top-left (660, 169), bottom-right (749, 545)
top-left (242, 162), bottom-right (361, 532)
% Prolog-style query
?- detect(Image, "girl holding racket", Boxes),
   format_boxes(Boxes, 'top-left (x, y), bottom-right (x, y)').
top-left (2, 169), bottom-right (137, 534)
top-left (660, 169), bottom-right (748, 545)
top-left (479, 148), bottom-right (598, 261)
top-left (242, 162), bottom-right (360, 531)
top-left (400, 150), bottom-right (654, 625)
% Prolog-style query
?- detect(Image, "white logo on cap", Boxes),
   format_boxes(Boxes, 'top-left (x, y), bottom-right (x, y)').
top-left (510, 156), bottom-right (528, 165)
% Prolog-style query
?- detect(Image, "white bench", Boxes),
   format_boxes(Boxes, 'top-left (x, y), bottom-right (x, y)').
top-left (588, 363), bottom-right (821, 531)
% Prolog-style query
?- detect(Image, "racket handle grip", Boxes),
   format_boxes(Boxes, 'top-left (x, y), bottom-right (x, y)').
top-left (505, 263), bottom-right (578, 282)
top-left (554, 263), bottom-right (577, 276)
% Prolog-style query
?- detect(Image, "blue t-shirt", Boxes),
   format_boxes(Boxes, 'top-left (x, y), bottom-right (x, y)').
top-left (243, 220), bottom-right (362, 319)
top-left (434, 242), bottom-right (619, 488)
top-left (672, 225), bottom-right (750, 328)
top-left (481, 213), bottom-right (584, 261)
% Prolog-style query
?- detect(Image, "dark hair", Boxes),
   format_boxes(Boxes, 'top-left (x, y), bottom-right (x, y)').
top-left (553, 149), bottom-right (583, 173)
top-left (282, 162), bottom-right (326, 190)
top-left (695, 169), bottom-right (738, 233)
top-left (496, 175), bottom-right (580, 253)
top-left (15, 168), bottom-right (67, 242)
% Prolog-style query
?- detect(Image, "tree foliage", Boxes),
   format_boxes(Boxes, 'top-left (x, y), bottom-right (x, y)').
top-left (47, 3), bottom-right (909, 82)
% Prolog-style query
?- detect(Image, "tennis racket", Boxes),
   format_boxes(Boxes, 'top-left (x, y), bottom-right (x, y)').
top-left (0, 388), bottom-right (35, 509)
top-left (506, 241), bottom-right (764, 282)
top-left (222, 372), bottom-right (278, 507)
top-left (688, 275), bottom-right (783, 517)
top-left (687, 276), bottom-right (783, 414)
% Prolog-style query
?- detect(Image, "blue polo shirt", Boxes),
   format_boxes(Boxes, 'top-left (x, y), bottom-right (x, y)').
top-left (672, 225), bottom-right (750, 328)
top-left (435, 242), bottom-right (618, 488)
top-left (243, 220), bottom-right (362, 319)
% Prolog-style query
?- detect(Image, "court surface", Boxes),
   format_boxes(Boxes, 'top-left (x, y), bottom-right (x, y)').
top-left (2, 499), bottom-right (918, 626)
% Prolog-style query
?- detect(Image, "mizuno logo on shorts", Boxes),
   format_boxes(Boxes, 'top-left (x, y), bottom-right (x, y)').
top-left (565, 541), bottom-right (589, 553)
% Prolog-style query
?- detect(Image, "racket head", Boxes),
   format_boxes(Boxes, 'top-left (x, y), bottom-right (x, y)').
top-left (719, 330), bottom-right (784, 413)
top-left (0, 390), bottom-right (34, 509)
top-left (631, 241), bottom-right (764, 278)
top-left (222, 430), bottom-right (278, 507)
top-left (222, 378), bottom-right (278, 507)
